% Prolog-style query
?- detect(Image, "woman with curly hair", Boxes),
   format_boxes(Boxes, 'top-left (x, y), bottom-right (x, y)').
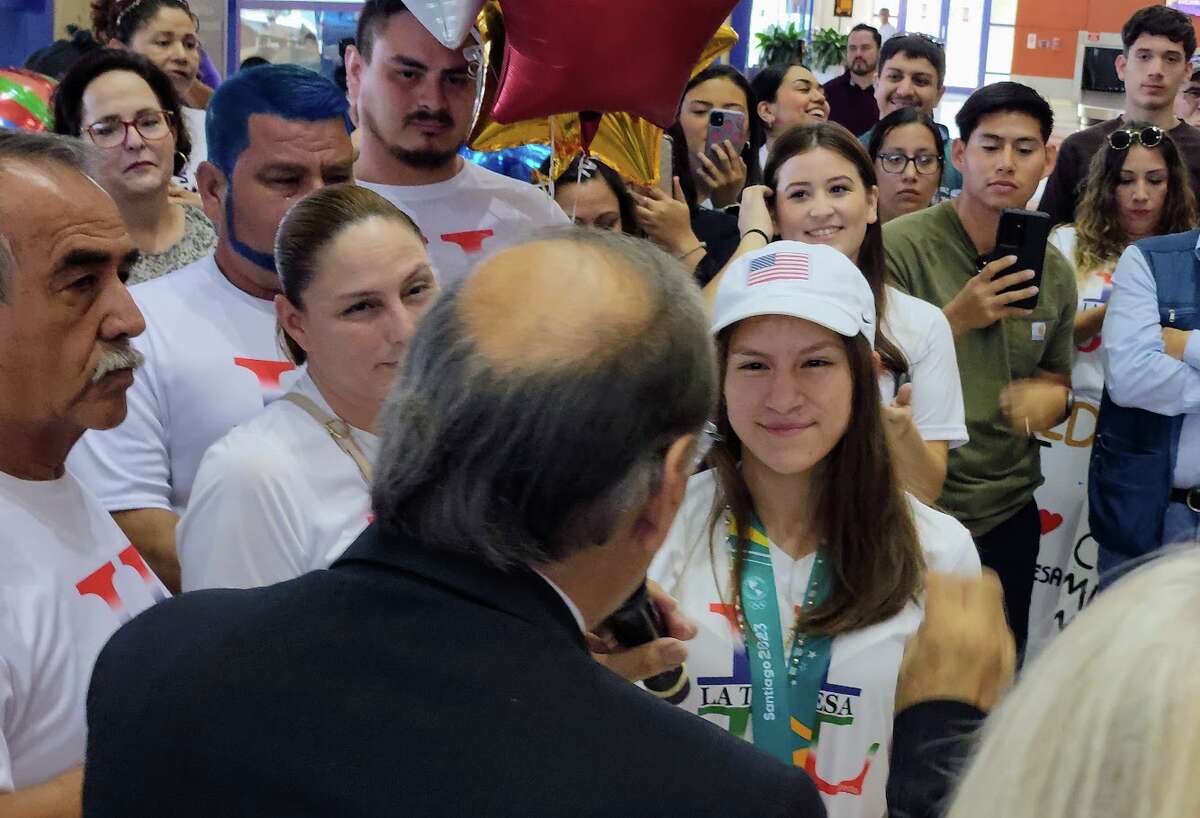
top-left (1051, 123), bottom-right (1196, 379)
top-left (1029, 123), bottom-right (1197, 651)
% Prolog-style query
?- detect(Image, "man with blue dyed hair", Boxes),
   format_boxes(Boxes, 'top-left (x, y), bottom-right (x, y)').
top-left (68, 64), bottom-right (355, 591)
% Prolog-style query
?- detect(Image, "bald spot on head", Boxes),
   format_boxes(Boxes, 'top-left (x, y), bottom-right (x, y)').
top-left (458, 239), bottom-right (655, 373)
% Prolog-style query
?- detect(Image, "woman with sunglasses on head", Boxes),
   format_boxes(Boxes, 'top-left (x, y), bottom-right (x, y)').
top-left (92, 0), bottom-right (209, 188)
top-left (54, 49), bottom-right (216, 284)
top-left (1033, 123), bottom-right (1197, 603)
top-left (1054, 124), bottom-right (1197, 349)
top-left (867, 108), bottom-right (945, 224)
top-left (649, 242), bottom-right (979, 818)
top-left (709, 122), bottom-right (967, 504)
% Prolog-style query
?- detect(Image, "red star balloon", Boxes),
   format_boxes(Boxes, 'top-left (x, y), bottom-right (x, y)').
top-left (490, 0), bottom-right (739, 130)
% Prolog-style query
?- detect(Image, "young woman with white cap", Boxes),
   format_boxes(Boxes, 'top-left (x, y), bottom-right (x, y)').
top-left (649, 241), bottom-right (979, 818)
top-left (716, 121), bottom-right (966, 504)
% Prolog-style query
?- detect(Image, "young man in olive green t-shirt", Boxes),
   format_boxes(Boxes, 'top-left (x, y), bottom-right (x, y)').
top-left (885, 82), bottom-right (1077, 655)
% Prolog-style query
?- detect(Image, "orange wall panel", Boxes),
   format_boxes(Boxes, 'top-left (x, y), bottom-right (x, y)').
top-left (1086, 0), bottom-right (1162, 33)
top-left (1011, 26), bottom-right (1080, 78)
top-left (1016, 0), bottom-right (1086, 31)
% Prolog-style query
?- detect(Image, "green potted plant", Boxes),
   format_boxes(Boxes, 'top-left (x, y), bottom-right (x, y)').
top-left (754, 22), bottom-right (807, 67)
top-left (808, 27), bottom-right (849, 73)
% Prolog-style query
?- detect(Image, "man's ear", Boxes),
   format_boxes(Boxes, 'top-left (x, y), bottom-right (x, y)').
top-left (951, 137), bottom-right (967, 175)
top-left (1042, 141), bottom-right (1058, 180)
top-left (195, 161), bottom-right (227, 226)
top-left (346, 44), bottom-right (365, 105)
top-left (632, 434), bottom-right (695, 560)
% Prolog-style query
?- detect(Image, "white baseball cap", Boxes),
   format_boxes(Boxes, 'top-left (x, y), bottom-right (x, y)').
top-left (710, 241), bottom-right (876, 348)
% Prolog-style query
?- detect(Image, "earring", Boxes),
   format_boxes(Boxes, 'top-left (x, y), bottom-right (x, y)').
top-left (175, 151), bottom-right (190, 173)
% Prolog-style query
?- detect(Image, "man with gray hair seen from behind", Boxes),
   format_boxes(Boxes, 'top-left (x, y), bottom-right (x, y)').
top-left (0, 130), bottom-right (167, 818)
top-left (83, 227), bottom-right (828, 816)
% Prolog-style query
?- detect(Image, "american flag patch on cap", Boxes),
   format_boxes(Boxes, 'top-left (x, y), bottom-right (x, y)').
top-left (747, 252), bottom-right (810, 286)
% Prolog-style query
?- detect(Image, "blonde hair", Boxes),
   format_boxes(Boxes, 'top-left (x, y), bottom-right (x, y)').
top-left (945, 548), bottom-right (1200, 818)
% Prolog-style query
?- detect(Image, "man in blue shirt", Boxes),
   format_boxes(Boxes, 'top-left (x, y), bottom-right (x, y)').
top-left (1092, 230), bottom-right (1200, 577)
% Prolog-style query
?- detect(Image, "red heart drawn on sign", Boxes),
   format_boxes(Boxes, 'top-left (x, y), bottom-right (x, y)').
top-left (1039, 509), bottom-right (1063, 534)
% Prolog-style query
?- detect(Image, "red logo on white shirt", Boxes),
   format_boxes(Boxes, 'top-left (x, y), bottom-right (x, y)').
top-left (440, 229), bottom-right (495, 254)
top-left (233, 357), bottom-right (296, 390)
top-left (76, 545), bottom-right (168, 623)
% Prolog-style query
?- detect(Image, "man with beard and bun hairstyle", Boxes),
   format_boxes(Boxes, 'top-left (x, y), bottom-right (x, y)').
top-left (0, 131), bottom-right (167, 818)
top-left (346, 0), bottom-right (568, 287)
top-left (824, 24), bottom-right (881, 137)
top-left (67, 65), bottom-right (354, 592)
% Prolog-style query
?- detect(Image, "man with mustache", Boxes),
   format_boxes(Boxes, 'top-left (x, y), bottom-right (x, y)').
top-left (824, 23), bottom-right (881, 137)
top-left (858, 34), bottom-right (961, 202)
top-left (0, 130), bottom-right (167, 818)
top-left (67, 64), bottom-right (355, 592)
top-left (346, 0), bottom-right (568, 287)
top-left (1040, 5), bottom-right (1200, 226)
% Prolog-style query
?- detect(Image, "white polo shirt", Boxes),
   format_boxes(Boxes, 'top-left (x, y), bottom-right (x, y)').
top-left (67, 254), bottom-right (300, 515)
top-left (0, 469), bottom-right (167, 791)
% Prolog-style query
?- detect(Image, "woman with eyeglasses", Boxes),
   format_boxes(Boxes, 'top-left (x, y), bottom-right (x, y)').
top-left (649, 241), bottom-right (979, 818)
top-left (866, 108), bottom-right (945, 224)
top-left (711, 122), bottom-right (967, 504)
top-left (54, 48), bottom-right (216, 284)
top-left (92, 0), bottom-right (209, 189)
top-left (1030, 123), bottom-right (1197, 621)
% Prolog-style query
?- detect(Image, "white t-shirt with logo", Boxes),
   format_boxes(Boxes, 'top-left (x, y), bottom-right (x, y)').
top-left (67, 255), bottom-right (300, 515)
top-left (359, 160), bottom-right (569, 287)
top-left (0, 469), bottom-right (167, 791)
top-left (179, 372), bottom-right (379, 591)
top-left (878, 285), bottom-right (969, 447)
top-left (648, 470), bottom-right (979, 818)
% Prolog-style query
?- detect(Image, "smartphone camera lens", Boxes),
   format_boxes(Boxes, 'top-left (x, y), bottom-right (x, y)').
top-left (711, 112), bottom-right (724, 126)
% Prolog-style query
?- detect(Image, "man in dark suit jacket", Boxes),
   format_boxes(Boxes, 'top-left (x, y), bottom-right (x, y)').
top-left (83, 228), bottom-right (1007, 817)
